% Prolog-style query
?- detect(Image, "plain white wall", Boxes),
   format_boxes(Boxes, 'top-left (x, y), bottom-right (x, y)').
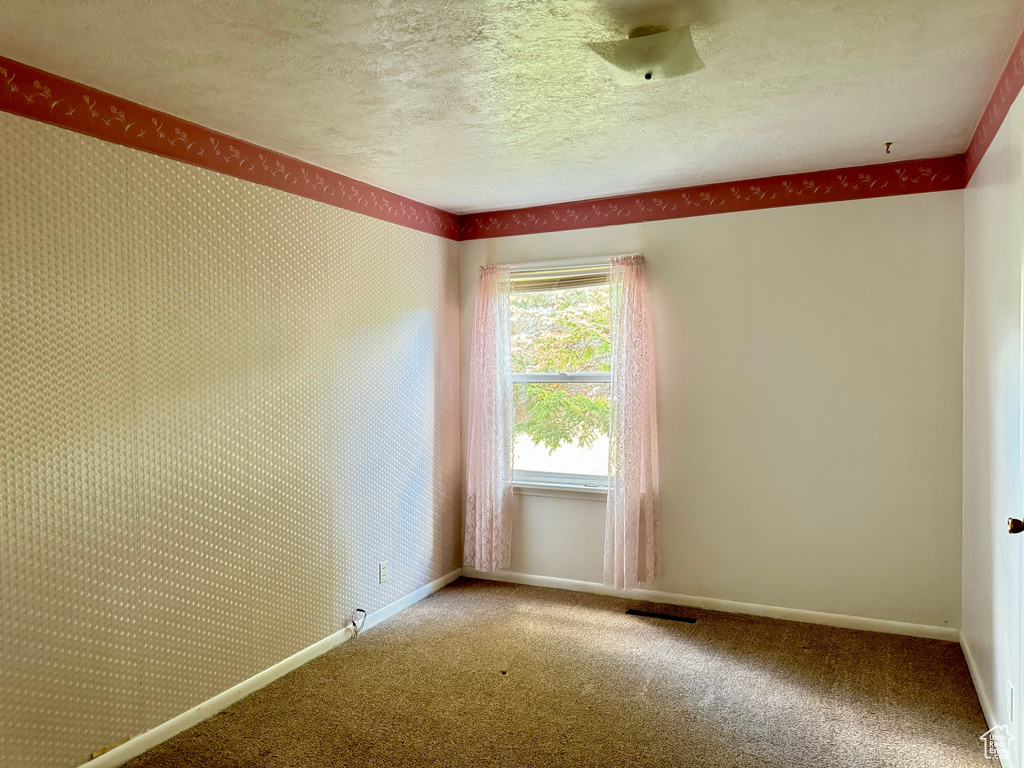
top-left (460, 191), bottom-right (965, 630)
top-left (963, 87), bottom-right (1024, 763)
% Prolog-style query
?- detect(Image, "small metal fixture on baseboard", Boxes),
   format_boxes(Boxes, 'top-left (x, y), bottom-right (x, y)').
top-left (351, 608), bottom-right (367, 636)
top-left (627, 608), bottom-right (697, 623)
top-left (89, 739), bottom-right (129, 760)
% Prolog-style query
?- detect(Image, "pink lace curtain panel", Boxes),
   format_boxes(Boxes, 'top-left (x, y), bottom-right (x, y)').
top-left (605, 255), bottom-right (662, 589)
top-left (464, 265), bottom-right (514, 571)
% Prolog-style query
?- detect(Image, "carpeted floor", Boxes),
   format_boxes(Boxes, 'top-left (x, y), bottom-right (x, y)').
top-left (125, 578), bottom-right (991, 768)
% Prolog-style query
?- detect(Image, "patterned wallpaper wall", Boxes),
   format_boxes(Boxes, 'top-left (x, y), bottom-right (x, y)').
top-left (0, 110), bottom-right (462, 768)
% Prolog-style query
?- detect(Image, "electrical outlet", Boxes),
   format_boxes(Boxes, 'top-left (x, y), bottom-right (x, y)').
top-left (379, 561), bottom-right (389, 584)
top-left (1008, 680), bottom-right (1015, 723)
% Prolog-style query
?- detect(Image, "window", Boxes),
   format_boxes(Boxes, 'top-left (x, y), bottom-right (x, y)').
top-left (509, 267), bottom-right (611, 490)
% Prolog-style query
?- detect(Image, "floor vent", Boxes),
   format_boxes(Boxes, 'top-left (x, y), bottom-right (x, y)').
top-left (626, 609), bottom-right (697, 623)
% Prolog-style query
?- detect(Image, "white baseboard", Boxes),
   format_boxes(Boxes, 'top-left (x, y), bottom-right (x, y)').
top-left (360, 567), bottom-right (462, 634)
top-left (81, 567), bottom-right (462, 768)
top-left (960, 633), bottom-right (999, 733)
top-left (463, 568), bottom-right (960, 641)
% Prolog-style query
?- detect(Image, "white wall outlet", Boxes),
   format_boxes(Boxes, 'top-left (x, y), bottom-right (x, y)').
top-left (1008, 680), bottom-right (1015, 723)
top-left (379, 561), bottom-right (389, 584)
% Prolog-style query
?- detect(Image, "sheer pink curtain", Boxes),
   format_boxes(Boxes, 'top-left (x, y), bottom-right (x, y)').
top-left (605, 255), bottom-right (661, 589)
top-left (464, 265), bottom-right (514, 571)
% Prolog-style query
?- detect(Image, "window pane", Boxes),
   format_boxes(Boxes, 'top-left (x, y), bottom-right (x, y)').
top-left (513, 382), bottom-right (609, 476)
top-left (510, 285), bottom-right (611, 374)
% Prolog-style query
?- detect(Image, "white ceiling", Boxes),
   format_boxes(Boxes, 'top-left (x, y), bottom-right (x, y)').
top-left (1, 1), bottom-right (1022, 214)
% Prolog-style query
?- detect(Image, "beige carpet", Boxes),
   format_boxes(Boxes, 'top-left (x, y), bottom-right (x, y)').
top-left (125, 578), bottom-right (991, 768)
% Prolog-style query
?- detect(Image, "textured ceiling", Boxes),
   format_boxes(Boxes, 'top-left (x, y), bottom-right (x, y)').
top-left (1, 0), bottom-right (1022, 213)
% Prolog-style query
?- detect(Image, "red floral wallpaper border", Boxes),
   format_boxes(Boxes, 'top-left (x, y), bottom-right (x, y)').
top-left (966, 23), bottom-right (1024, 181)
top-left (0, 56), bottom-right (460, 240)
top-left (9, 34), bottom-right (1024, 243)
top-left (460, 156), bottom-right (965, 240)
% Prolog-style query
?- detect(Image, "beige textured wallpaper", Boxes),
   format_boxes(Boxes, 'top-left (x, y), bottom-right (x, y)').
top-left (0, 111), bottom-right (462, 767)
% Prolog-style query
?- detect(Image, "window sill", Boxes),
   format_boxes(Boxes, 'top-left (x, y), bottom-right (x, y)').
top-left (513, 482), bottom-right (608, 501)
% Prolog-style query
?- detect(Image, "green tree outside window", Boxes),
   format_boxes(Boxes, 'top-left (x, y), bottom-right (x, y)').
top-left (511, 285), bottom-right (611, 454)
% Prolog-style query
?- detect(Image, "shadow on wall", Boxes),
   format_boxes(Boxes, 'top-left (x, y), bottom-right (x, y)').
top-left (330, 310), bottom-right (461, 614)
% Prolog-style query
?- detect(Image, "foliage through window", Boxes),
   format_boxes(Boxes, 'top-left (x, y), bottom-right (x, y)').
top-left (511, 282), bottom-right (611, 486)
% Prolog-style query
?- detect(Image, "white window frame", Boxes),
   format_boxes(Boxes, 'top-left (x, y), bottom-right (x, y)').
top-left (510, 345), bottom-right (611, 492)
